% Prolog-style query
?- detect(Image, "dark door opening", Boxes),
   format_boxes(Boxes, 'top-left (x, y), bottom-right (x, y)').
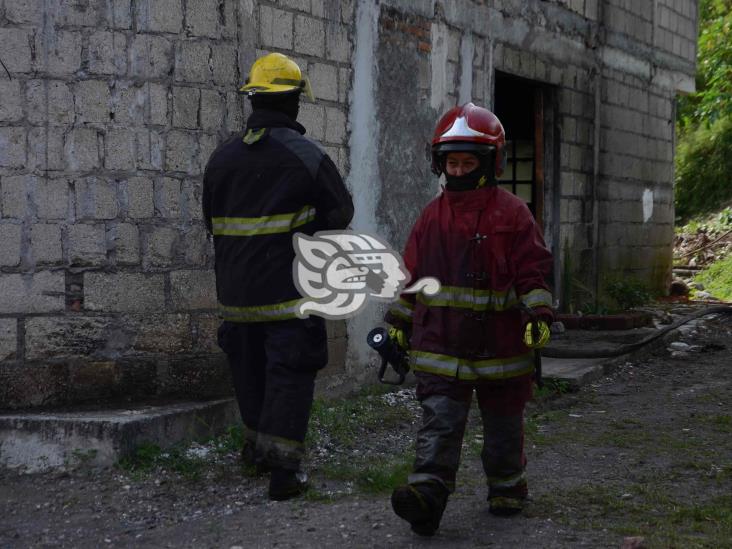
top-left (493, 72), bottom-right (547, 229)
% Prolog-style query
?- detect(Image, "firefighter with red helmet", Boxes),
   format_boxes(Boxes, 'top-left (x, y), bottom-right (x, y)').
top-left (386, 103), bottom-right (553, 536)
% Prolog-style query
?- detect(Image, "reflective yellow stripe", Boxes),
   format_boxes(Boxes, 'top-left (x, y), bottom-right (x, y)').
top-left (417, 285), bottom-right (518, 312)
top-left (220, 299), bottom-right (301, 322)
top-left (411, 350), bottom-right (534, 380)
top-left (212, 205), bottom-right (316, 236)
top-left (519, 288), bottom-right (553, 309)
top-left (388, 298), bottom-right (414, 320)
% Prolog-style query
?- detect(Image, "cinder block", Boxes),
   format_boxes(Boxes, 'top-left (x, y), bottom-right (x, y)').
top-left (325, 23), bottom-right (351, 63)
top-left (180, 179), bottom-right (202, 222)
top-left (211, 44), bottom-right (239, 86)
top-left (68, 224), bottom-right (108, 266)
top-left (0, 127), bottom-right (27, 168)
top-left (149, 84), bottom-right (169, 126)
top-left (76, 177), bottom-right (119, 220)
top-left (24, 316), bottom-right (112, 360)
top-left (225, 92), bottom-right (244, 133)
top-left (26, 80), bottom-right (75, 126)
top-left (106, 0), bottom-right (133, 29)
top-left (281, 0), bottom-right (309, 10)
top-left (198, 134), bottom-right (219, 174)
top-left (294, 15), bottom-right (325, 56)
top-left (0, 319), bottom-right (17, 361)
top-left (57, 0), bottom-right (103, 25)
top-left (172, 86), bottom-right (200, 129)
top-left (299, 103), bottom-right (325, 141)
top-left (170, 270), bottom-right (217, 310)
top-left (185, 0), bottom-right (221, 38)
top-left (125, 176), bottom-right (155, 219)
top-left (84, 272), bottom-right (165, 312)
top-left (260, 6), bottom-right (294, 50)
top-left (129, 35), bottom-right (174, 79)
top-left (5, 0), bottom-right (45, 24)
top-left (64, 128), bottom-right (100, 172)
top-left (135, 0), bottom-right (183, 33)
top-left (143, 226), bottom-right (179, 267)
top-left (112, 83), bottom-right (147, 126)
top-left (33, 178), bottom-right (70, 220)
top-left (340, 0), bottom-right (354, 22)
top-left (34, 30), bottom-right (83, 77)
top-left (30, 224), bottom-right (63, 264)
top-left (109, 223), bottom-right (140, 265)
top-left (0, 224), bottom-right (22, 267)
top-left (0, 81), bottom-right (23, 122)
top-left (135, 129), bottom-right (165, 171)
top-left (182, 225), bottom-right (213, 267)
top-left (338, 67), bottom-right (351, 103)
top-left (309, 63), bottom-right (338, 102)
top-left (155, 177), bottom-right (181, 218)
top-left (166, 130), bottom-right (199, 174)
top-left (191, 312), bottom-right (220, 353)
top-left (126, 313), bottom-right (192, 354)
top-left (200, 90), bottom-right (225, 131)
top-left (175, 41), bottom-right (211, 83)
top-left (25, 127), bottom-right (66, 172)
top-left (0, 28), bottom-right (33, 73)
top-left (0, 272), bottom-right (65, 314)
top-left (105, 129), bottom-right (137, 171)
top-left (325, 106), bottom-right (347, 145)
top-left (1, 175), bottom-right (31, 219)
top-left (89, 31), bottom-right (128, 75)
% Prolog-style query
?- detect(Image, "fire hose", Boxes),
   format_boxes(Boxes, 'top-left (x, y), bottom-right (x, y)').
top-left (542, 305), bottom-right (732, 358)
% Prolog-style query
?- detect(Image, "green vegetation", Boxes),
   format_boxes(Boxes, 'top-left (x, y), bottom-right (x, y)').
top-left (693, 254), bottom-right (732, 301)
top-left (605, 278), bottom-right (653, 311)
top-left (675, 116), bottom-right (732, 221)
top-left (675, 0), bottom-right (732, 221)
top-left (117, 442), bottom-right (207, 480)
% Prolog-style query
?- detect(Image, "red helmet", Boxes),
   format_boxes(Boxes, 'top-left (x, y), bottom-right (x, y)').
top-left (431, 103), bottom-right (506, 177)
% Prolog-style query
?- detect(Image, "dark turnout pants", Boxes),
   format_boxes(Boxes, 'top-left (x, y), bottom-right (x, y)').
top-left (217, 317), bottom-right (328, 471)
top-left (409, 372), bottom-right (533, 499)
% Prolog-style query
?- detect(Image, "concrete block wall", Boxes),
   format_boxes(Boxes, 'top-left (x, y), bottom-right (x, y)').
top-left (0, 0), bottom-right (698, 408)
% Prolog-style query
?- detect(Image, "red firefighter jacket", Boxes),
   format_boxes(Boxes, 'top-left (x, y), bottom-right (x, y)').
top-left (385, 185), bottom-right (553, 381)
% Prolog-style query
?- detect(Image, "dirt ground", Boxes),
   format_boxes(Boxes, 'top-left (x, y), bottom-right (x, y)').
top-left (1, 313), bottom-right (731, 549)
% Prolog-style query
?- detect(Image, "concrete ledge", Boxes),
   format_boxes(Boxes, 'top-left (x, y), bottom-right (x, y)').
top-left (0, 398), bottom-right (238, 473)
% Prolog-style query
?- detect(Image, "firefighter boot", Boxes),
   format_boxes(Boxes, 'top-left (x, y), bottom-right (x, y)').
top-left (391, 481), bottom-right (449, 536)
top-left (268, 468), bottom-right (309, 501)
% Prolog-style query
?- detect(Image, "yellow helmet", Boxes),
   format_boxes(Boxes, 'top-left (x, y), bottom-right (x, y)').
top-left (239, 52), bottom-right (314, 100)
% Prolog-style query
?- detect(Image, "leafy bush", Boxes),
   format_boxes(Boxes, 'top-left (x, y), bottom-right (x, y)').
top-left (605, 278), bottom-right (653, 311)
top-left (675, 115), bottom-right (732, 221)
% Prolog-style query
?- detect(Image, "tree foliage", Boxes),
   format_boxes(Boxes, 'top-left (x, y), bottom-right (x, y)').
top-left (677, 0), bottom-right (732, 130)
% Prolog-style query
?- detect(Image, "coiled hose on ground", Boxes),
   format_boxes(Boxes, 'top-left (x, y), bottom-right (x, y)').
top-left (542, 305), bottom-right (732, 359)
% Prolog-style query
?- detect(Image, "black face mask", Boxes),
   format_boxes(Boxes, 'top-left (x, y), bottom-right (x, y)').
top-left (443, 153), bottom-right (496, 191)
top-left (250, 91), bottom-right (301, 121)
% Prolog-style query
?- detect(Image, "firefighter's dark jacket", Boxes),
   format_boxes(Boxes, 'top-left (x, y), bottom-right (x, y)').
top-left (202, 109), bottom-right (354, 322)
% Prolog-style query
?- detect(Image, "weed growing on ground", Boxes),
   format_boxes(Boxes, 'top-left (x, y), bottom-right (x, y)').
top-left (117, 443), bottom-right (206, 480)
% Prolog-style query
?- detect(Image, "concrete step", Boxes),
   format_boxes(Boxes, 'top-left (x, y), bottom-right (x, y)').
top-left (0, 398), bottom-right (238, 473)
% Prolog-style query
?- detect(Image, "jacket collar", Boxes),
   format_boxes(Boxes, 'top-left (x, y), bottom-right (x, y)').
top-left (443, 185), bottom-right (497, 212)
top-left (246, 109), bottom-right (306, 134)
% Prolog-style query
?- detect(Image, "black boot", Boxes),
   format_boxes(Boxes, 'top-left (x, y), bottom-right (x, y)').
top-left (268, 468), bottom-right (309, 501)
top-left (391, 481), bottom-right (449, 536)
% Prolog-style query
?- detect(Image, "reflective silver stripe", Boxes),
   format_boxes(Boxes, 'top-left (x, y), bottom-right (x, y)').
top-left (519, 288), bottom-right (553, 308)
top-left (219, 299), bottom-right (301, 322)
top-left (412, 351), bottom-right (534, 380)
top-left (418, 285), bottom-right (518, 311)
top-left (488, 471), bottom-right (527, 489)
top-left (211, 206), bottom-right (316, 236)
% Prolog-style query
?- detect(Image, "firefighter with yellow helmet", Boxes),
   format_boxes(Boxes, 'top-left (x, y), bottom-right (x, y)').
top-left (202, 52), bottom-right (353, 500)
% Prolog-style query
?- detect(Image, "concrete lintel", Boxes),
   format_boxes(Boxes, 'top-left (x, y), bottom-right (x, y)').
top-left (601, 45), bottom-right (652, 80)
top-left (0, 399), bottom-right (238, 473)
top-left (652, 66), bottom-right (696, 95)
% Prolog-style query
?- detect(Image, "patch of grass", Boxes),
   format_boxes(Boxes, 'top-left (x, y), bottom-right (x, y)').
top-left (306, 386), bottom-right (415, 449)
top-left (317, 453), bottom-right (413, 495)
top-left (117, 442), bottom-right (206, 480)
top-left (536, 484), bottom-right (732, 548)
top-left (693, 254), bottom-right (732, 301)
top-left (534, 379), bottom-right (573, 401)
